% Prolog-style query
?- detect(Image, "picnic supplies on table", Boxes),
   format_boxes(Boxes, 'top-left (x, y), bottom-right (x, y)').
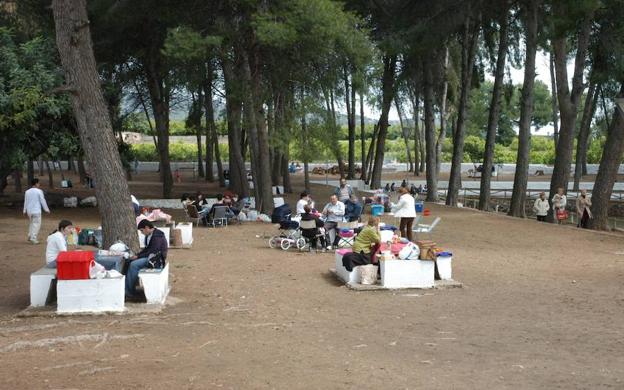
top-left (57, 251), bottom-right (95, 280)
top-left (360, 265), bottom-right (378, 285)
top-left (416, 240), bottom-right (438, 261)
top-left (89, 261), bottom-right (106, 279)
top-left (399, 242), bottom-right (420, 260)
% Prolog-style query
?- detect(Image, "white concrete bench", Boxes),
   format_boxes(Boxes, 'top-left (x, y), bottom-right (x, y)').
top-left (380, 259), bottom-right (435, 288)
top-left (335, 249), bottom-right (363, 284)
top-left (30, 267), bottom-right (57, 307)
top-left (57, 276), bottom-right (125, 314)
top-left (139, 263), bottom-right (170, 304)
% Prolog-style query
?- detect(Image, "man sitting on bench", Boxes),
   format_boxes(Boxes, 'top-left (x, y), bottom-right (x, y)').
top-left (126, 220), bottom-right (168, 300)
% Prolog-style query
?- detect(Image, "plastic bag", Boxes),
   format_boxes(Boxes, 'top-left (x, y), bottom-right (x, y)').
top-left (257, 213), bottom-right (271, 223)
top-left (238, 213), bottom-right (248, 222)
top-left (80, 196), bottom-right (98, 207)
top-left (360, 265), bottom-right (378, 285)
top-left (63, 197), bottom-right (78, 208)
top-left (247, 210), bottom-right (258, 221)
top-left (399, 243), bottom-right (420, 260)
top-left (89, 261), bottom-right (106, 279)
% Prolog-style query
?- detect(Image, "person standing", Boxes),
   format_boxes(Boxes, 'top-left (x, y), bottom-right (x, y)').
top-left (533, 192), bottom-right (549, 222)
top-left (552, 187), bottom-right (568, 224)
top-left (23, 179), bottom-right (50, 244)
top-left (322, 194), bottom-right (345, 249)
top-left (391, 187), bottom-right (416, 241)
top-left (334, 178), bottom-right (353, 203)
top-left (575, 189), bottom-right (593, 228)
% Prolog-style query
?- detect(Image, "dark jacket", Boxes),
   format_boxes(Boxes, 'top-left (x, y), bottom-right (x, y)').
top-left (137, 228), bottom-right (168, 260)
top-left (300, 212), bottom-right (324, 238)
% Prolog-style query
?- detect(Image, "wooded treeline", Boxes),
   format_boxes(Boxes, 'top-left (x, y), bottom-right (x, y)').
top-left (2, 0), bottom-right (624, 232)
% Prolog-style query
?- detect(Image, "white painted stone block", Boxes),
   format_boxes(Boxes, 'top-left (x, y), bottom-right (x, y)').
top-left (273, 197), bottom-right (285, 207)
top-left (57, 277), bottom-right (125, 313)
top-left (335, 250), bottom-right (362, 284)
top-left (30, 267), bottom-right (57, 307)
top-left (175, 222), bottom-right (193, 245)
top-left (139, 263), bottom-right (170, 304)
top-left (381, 259), bottom-right (434, 289)
top-left (436, 256), bottom-right (452, 280)
top-left (138, 227), bottom-right (170, 248)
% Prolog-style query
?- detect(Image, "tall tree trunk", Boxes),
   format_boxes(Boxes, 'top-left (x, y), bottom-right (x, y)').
top-left (52, 0), bottom-right (138, 251)
top-left (77, 155), bottom-right (87, 184)
top-left (436, 47), bottom-right (450, 178)
top-left (370, 55), bottom-right (398, 189)
top-left (509, 0), bottom-right (539, 218)
top-left (45, 160), bottom-right (54, 189)
top-left (245, 46), bottom-right (272, 213)
top-left (13, 169), bottom-right (22, 193)
top-left (144, 62), bottom-right (173, 197)
top-left (360, 91), bottom-right (366, 180)
top-left (27, 160), bottom-right (34, 186)
top-left (479, 7), bottom-right (510, 211)
top-left (203, 69), bottom-right (215, 182)
top-left (424, 59), bottom-right (438, 202)
top-left (549, 50), bottom-right (559, 147)
top-left (573, 80), bottom-right (598, 190)
top-left (222, 53), bottom-right (249, 197)
top-left (281, 153), bottom-right (292, 193)
top-left (548, 11), bottom-right (593, 221)
top-left (188, 91), bottom-right (205, 179)
top-left (364, 124), bottom-right (378, 185)
top-left (395, 96), bottom-right (413, 172)
top-left (410, 82), bottom-right (421, 176)
top-left (301, 88), bottom-right (311, 193)
top-left (344, 66), bottom-right (356, 179)
top-left (447, 16), bottom-right (480, 206)
top-left (589, 85), bottom-right (624, 230)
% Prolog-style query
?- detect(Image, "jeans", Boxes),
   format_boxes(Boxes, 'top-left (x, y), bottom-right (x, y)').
top-left (125, 257), bottom-right (149, 296)
top-left (28, 213), bottom-right (42, 241)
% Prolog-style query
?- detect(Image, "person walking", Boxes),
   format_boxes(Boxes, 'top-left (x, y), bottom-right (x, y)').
top-left (533, 192), bottom-right (549, 222)
top-left (391, 187), bottom-right (416, 241)
top-left (552, 187), bottom-right (567, 224)
top-left (23, 179), bottom-right (50, 244)
top-left (575, 189), bottom-right (593, 228)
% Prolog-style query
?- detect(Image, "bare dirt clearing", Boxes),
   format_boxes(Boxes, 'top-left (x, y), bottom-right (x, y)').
top-left (1, 176), bottom-right (623, 389)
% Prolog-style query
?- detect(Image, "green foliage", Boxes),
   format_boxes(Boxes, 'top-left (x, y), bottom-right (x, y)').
top-left (0, 28), bottom-right (71, 174)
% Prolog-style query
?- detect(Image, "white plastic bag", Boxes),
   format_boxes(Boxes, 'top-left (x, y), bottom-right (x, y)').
top-left (63, 197), bottom-right (78, 208)
top-left (247, 210), bottom-right (258, 221)
top-left (399, 242), bottom-right (420, 260)
top-left (238, 213), bottom-right (248, 222)
top-left (80, 196), bottom-right (98, 207)
top-left (360, 265), bottom-right (378, 285)
top-left (257, 213), bottom-right (271, 223)
top-left (89, 261), bottom-right (106, 279)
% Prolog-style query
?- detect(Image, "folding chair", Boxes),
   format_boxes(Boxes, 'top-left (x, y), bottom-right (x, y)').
top-left (337, 221), bottom-right (358, 248)
top-left (299, 219), bottom-right (325, 252)
top-left (412, 217), bottom-right (441, 238)
top-left (186, 204), bottom-right (202, 227)
top-left (211, 206), bottom-right (229, 228)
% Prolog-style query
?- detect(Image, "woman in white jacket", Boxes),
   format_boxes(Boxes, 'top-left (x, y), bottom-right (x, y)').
top-left (391, 187), bottom-right (416, 241)
top-left (533, 192), bottom-right (549, 222)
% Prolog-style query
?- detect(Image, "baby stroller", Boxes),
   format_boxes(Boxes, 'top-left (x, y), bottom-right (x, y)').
top-left (269, 204), bottom-right (306, 251)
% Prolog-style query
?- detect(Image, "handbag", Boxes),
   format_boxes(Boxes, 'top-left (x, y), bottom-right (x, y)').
top-left (146, 251), bottom-right (165, 269)
top-left (556, 209), bottom-right (569, 220)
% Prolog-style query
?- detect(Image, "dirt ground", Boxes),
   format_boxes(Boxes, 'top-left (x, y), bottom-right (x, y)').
top-left (1, 173), bottom-right (623, 389)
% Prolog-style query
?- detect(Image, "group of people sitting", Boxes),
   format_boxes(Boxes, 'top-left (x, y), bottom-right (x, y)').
top-left (182, 192), bottom-right (239, 226)
top-left (44, 219), bottom-right (167, 300)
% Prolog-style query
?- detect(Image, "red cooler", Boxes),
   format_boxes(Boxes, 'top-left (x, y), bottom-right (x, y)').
top-left (57, 251), bottom-right (94, 280)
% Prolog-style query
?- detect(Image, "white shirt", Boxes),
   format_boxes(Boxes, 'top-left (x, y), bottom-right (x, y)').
top-left (23, 187), bottom-right (49, 215)
top-left (533, 198), bottom-right (550, 216)
top-left (46, 231), bottom-right (67, 264)
top-left (391, 193), bottom-right (417, 218)
top-left (322, 201), bottom-right (345, 222)
top-left (296, 199), bottom-right (308, 215)
top-left (552, 194), bottom-right (567, 209)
